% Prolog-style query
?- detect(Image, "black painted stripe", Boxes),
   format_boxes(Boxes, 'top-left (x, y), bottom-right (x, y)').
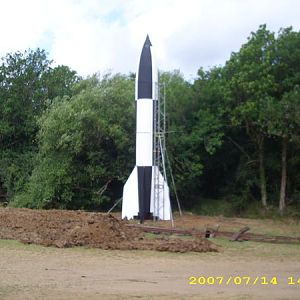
top-left (137, 166), bottom-right (152, 223)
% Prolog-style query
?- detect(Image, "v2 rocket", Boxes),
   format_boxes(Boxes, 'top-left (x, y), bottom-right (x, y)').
top-left (122, 35), bottom-right (171, 222)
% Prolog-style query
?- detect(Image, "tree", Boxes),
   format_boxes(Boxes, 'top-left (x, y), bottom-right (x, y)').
top-left (275, 28), bottom-right (300, 213)
top-left (264, 27), bottom-right (300, 212)
top-left (224, 25), bottom-right (277, 209)
top-left (13, 74), bottom-right (135, 209)
top-left (264, 89), bottom-right (300, 212)
top-left (42, 65), bottom-right (81, 100)
top-left (0, 49), bottom-right (79, 202)
top-left (0, 49), bottom-right (51, 147)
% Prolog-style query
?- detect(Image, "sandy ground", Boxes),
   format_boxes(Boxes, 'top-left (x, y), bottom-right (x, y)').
top-left (1, 209), bottom-right (300, 299)
top-left (1, 239), bottom-right (300, 300)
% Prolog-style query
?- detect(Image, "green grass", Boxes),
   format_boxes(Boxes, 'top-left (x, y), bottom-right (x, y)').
top-left (0, 239), bottom-right (33, 249)
top-left (144, 232), bottom-right (194, 241)
top-left (212, 237), bottom-right (300, 258)
top-left (192, 199), bottom-right (300, 221)
top-left (0, 239), bottom-right (60, 254)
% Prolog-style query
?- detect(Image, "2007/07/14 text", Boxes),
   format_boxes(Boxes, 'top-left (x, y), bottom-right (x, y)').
top-left (189, 276), bottom-right (300, 286)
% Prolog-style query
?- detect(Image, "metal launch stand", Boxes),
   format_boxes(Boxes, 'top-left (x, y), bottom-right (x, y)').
top-left (153, 82), bottom-right (173, 223)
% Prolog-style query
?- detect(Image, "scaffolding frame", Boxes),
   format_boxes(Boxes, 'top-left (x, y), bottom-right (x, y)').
top-left (153, 81), bottom-right (169, 221)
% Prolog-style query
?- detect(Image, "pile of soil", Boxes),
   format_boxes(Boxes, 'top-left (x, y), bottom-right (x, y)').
top-left (0, 208), bottom-right (217, 253)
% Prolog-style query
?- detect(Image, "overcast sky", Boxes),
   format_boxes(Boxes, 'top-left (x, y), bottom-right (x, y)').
top-left (0, 0), bottom-right (299, 79)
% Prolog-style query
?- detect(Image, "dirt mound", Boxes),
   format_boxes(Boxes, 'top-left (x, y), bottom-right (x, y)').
top-left (0, 208), bottom-right (217, 253)
top-left (0, 208), bottom-right (140, 249)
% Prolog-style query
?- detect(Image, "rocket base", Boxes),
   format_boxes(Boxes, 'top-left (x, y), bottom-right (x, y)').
top-left (122, 166), bottom-right (171, 220)
top-left (134, 212), bottom-right (153, 220)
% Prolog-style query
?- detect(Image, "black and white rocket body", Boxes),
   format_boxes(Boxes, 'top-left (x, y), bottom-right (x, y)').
top-left (122, 35), bottom-right (171, 221)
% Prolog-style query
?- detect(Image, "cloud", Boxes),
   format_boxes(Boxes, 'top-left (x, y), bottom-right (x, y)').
top-left (0, 0), bottom-right (299, 78)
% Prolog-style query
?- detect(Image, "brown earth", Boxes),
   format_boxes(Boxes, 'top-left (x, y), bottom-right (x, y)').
top-left (1, 237), bottom-right (300, 299)
top-left (0, 208), bottom-right (216, 253)
top-left (1, 209), bottom-right (300, 299)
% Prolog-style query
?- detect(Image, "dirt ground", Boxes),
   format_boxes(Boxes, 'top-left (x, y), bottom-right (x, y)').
top-left (1, 239), bottom-right (300, 299)
top-left (0, 208), bottom-right (215, 253)
top-left (0, 208), bottom-right (300, 299)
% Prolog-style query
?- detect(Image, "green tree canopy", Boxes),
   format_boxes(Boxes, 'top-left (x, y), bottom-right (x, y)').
top-left (14, 74), bottom-right (135, 209)
top-left (0, 49), bottom-right (79, 201)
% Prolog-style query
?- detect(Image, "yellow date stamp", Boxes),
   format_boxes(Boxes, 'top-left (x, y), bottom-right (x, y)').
top-left (189, 276), bottom-right (300, 286)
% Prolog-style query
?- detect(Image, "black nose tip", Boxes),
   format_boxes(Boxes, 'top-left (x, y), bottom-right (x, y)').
top-left (137, 36), bottom-right (153, 99)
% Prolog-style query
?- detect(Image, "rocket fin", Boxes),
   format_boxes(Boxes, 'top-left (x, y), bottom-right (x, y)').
top-left (122, 166), bottom-right (139, 219)
top-left (150, 167), bottom-right (171, 220)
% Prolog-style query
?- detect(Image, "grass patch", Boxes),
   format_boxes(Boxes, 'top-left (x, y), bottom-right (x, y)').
top-left (0, 239), bottom-right (30, 248)
top-left (212, 237), bottom-right (300, 258)
top-left (0, 239), bottom-right (60, 254)
top-left (144, 232), bottom-right (194, 241)
top-left (192, 198), bottom-right (300, 221)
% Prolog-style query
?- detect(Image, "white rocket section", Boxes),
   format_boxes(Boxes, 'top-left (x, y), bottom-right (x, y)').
top-left (151, 49), bottom-right (158, 100)
top-left (136, 100), bottom-right (153, 166)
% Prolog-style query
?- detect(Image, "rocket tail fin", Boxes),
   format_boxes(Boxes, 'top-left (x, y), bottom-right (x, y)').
top-left (122, 166), bottom-right (172, 220)
top-left (151, 167), bottom-right (171, 220)
top-left (122, 167), bottom-right (139, 219)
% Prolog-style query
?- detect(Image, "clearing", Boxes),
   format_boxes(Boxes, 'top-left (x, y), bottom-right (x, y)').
top-left (0, 208), bottom-right (300, 299)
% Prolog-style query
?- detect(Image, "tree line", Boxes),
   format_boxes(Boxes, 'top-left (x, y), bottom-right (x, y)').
top-left (0, 25), bottom-right (299, 217)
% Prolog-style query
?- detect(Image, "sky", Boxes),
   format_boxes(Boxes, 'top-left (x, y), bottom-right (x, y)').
top-left (0, 0), bottom-right (299, 79)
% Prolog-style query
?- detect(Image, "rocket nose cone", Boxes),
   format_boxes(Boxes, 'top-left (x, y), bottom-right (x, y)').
top-left (137, 35), bottom-right (153, 99)
top-left (144, 35), bottom-right (152, 48)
